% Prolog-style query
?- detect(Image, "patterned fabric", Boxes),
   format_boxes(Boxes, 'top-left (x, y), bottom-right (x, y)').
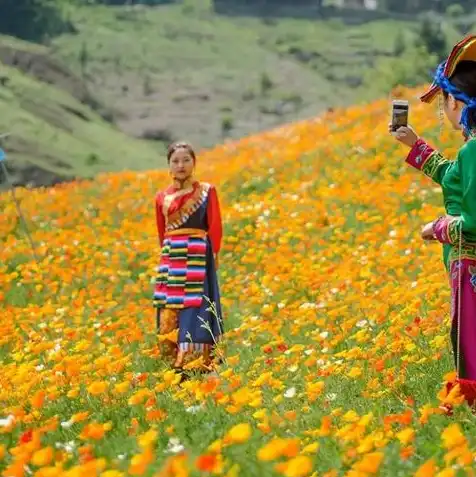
top-left (433, 216), bottom-right (462, 246)
top-left (449, 242), bottom-right (476, 263)
top-left (154, 180), bottom-right (223, 371)
top-left (449, 258), bottom-right (476, 380)
top-left (405, 139), bottom-right (452, 181)
top-left (154, 234), bottom-right (207, 309)
top-left (469, 266), bottom-right (476, 292)
top-left (165, 182), bottom-right (211, 231)
top-left (422, 152), bottom-right (450, 180)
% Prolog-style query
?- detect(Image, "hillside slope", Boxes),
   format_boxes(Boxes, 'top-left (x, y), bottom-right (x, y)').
top-left (1, 88), bottom-right (473, 475)
top-left (0, 3), bottom-right (467, 186)
top-left (0, 35), bottom-right (165, 187)
top-left (52, 4), bottom-right (428, 148)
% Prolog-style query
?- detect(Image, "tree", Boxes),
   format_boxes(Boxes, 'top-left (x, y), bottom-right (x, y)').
top-left (363, 45), bottom-right (438, 96)
top-left (416, 16), bottom-right (447, 62)
top-left (0, 0), bottom-right (71, 42)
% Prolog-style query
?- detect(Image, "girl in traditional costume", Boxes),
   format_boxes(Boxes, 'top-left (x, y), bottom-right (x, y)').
top-left (392, 35), bottom-right (476, 388)
top-left (154, 142), bottom-right (223, 373)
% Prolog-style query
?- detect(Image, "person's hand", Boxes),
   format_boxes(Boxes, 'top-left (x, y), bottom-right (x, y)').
top-left (388, 124), bottom-right (419, 148)
top-left (421, 221), bottom-right (436, 241)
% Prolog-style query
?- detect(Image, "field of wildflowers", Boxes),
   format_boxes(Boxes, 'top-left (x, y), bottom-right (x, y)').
top-left (1, 87), bottom-right (475, 477)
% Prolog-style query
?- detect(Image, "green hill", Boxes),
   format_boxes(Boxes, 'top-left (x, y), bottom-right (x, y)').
top-left (0, 2), bottom-right (469, 186)
top-left (0, 36), bottom-right (165, 187)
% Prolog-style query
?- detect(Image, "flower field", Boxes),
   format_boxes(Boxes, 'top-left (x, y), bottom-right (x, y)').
top-left (1, 88), bottom-right (475, 477)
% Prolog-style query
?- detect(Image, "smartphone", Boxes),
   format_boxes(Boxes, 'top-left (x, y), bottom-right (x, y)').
top-left (391, 100), bottom-right (409, 133)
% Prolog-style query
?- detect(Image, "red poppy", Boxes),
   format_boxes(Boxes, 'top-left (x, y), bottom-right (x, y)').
top-left (19, 429), bottom-right (33, 444)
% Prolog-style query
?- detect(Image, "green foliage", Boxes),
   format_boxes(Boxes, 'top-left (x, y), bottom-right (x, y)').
top-left (221, 115), bottom-right (234, 135)
top-left (0, 0), bottom-right (72, 42)
top-left (416, 17), bottom-right (447, 62)
top-left (363, 45), bottom-right (437, 96)
top-left (260, 73), bottom-right (274, 95)
top-left (393, 31), bottom-right (406, 57)
top-left (446, 3), bottom-right (465, 17)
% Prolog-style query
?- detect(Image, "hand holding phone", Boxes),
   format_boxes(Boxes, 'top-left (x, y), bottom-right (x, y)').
top-left (391, 100), bottom-right (409, 133)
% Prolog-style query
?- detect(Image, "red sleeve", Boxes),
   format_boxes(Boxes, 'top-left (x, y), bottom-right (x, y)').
top-left (405, 138), bottom-right (435, 171)
top-left (207, 186), bottom-right (223, 255)
top-left (155, 193), bottom-right (165, 246)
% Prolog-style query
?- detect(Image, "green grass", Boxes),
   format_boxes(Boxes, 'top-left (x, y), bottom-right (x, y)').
top-left (0, 36), bottom-right (165, 186)
top-left (50, 4), bottom-right (425, 150)
top-left (0, 2), bottom-right (472, 186)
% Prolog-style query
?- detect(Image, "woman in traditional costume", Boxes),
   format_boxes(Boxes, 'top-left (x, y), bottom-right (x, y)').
top-left (392, 35), bottom-right (476, 386)
top-left (154, 142), bottom-right (223, 372)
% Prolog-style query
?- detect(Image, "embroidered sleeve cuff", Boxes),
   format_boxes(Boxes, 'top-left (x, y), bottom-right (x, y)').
top-left (405, 139), bottom-right (435, 171)
top-left (433, 216), bottom-right (461, 245)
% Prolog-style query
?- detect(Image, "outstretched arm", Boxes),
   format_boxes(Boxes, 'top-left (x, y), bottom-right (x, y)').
top-left (390, 125), bottom-right (454, 185)
top-left (405, 138), bottom-right (454, 185)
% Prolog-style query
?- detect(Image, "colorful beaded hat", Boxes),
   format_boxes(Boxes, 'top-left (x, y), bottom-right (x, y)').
top-left (420, 34), bottom-right (476, 104)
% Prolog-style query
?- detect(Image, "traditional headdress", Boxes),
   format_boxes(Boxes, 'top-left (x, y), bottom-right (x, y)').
top-left (420, 35), bottom-right (476, 133)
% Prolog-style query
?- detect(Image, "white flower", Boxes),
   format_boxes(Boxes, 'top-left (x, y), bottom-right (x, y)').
top-left (35, 365), bottom-right (45, 371)
top-left (165, 438), bottom-right (185, 454)
top-left (186, 405), bottom-right (202, 414)
top-left (0, 415), bottom-right (15, 427)
top-left (284, 387), bottom-right (296, 398)
top-left (288, 365), bottom-right (298, 373)
top-left (61, 420), bottom-right (73, 429)
top-left (118, 454), bottom-right (126, 460)
top-left (356, 320), bottom-right (367, 328)
top-left (319, 331), bottom-right (329, 339)
top-left (65, 441), bottom-right (75, 453)
top-left (304, 349), bottom-right (314, 356)
top-left (326, 393), bottom-right (337, 401)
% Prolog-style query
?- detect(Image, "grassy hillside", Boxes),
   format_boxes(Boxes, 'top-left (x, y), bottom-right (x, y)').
top-left (0, 36), bottom-right (165, 187)
top-left (52, 4), bottom-right (421, 149)
top-left (0, 87), bottom-right (473, 476)
top-left (0, 2), bottom-right (468, 186)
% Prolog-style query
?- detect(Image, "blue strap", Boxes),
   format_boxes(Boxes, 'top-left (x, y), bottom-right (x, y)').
top-left (433, 61), bottom-right (476, 134)
top-left (0, 148), bottom-right (5, 162)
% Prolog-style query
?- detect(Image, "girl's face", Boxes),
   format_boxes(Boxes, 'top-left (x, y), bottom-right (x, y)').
top-left (443, 94), bottom-right (464, 130)
top-left (169, 148), bottom-right (195, 181)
